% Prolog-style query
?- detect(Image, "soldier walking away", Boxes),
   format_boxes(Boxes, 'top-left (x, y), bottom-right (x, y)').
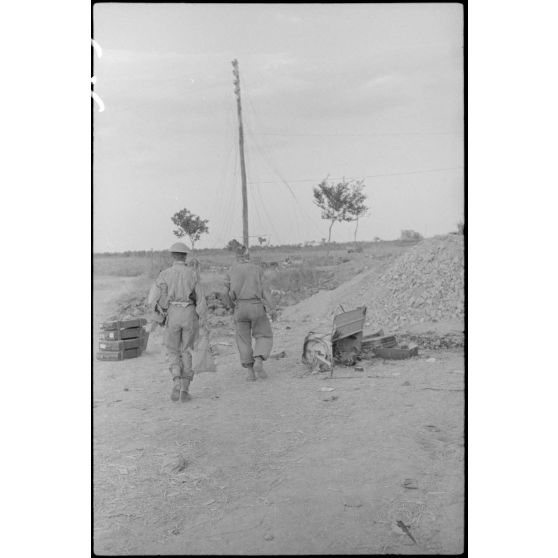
top-left (224, 245), bottom-right (277, 381)
top-left (148, 242), bottom-right (208, 402)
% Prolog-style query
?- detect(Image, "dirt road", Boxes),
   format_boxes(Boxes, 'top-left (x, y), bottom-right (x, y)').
top-left (93, 276), bottom-right (464, 555)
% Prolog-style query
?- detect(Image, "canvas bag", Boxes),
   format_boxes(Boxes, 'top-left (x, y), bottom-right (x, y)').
top-left (192, 332), bottom-right (217, 373)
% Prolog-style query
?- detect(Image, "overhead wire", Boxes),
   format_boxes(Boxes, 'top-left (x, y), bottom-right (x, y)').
top-left (243, 138), bottom-right (267, 237)
top-left (242, 121), bottom-right (283, 244)
top-left (213, 119), bottom-right (239, 248)
top-left (209, 100), bottom-right (236, 248)
top-left (243, 117), bottom-right (303, 241)
top-left (251, 134), bottom-right (326, 237)
top-left (248, 166), bottom-right (464, 184)
top-left (253, 131), bottom-right (463, 137)
top-left (241, 106), bottom-right (284, 244)
top-left (241, 77), bottom-right (326, 238)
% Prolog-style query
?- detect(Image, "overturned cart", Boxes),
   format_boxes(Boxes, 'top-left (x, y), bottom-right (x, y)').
top-left (302, 306), bottom-right (418, 375)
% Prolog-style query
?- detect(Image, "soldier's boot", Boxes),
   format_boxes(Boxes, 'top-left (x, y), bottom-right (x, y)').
top-left (245, 365), bottom-right (256, 381)
top-left (253, 357), bottom-right (267, 379)
top-left (170, 377), bottom-right (181, 402)
top-left (180, 378), bottom-right (192, 402)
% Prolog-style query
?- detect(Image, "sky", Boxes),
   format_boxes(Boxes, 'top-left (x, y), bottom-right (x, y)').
top-left (93, 3), bottom-right (464, 252)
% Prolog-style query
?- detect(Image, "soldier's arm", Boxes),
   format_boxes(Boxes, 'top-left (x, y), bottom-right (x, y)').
top-left (222, 271), bottom-right (234, 309)
top-left (260, 268), bottom-right (276, 314)
top-left (151, 272), bottom-right (169, 309)
top-left (194, 280), bottom-right (208, 326)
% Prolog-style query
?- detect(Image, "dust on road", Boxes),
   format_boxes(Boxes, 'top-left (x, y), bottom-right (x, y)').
top-left (93, 276), bottom-right (464, 555)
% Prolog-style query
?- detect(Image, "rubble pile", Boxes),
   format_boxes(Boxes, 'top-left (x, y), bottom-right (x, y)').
top-left (283, 235), bottom-right (464, 339)
top-left (335, 234), bottom-right (464, 331)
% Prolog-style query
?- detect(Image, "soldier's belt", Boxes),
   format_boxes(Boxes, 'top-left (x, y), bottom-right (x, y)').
top-left (168, 301), bottom-right (193, 307)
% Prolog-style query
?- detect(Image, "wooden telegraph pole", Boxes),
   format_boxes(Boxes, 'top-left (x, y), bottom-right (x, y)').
top-left (232, 59), bottom-right (249, 250)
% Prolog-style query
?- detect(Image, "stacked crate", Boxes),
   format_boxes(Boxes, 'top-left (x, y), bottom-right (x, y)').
top-left (96, 318), bottom-right (149, 361)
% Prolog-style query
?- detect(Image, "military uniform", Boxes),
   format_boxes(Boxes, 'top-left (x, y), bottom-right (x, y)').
top-left (225, 259), bottom-right (275, 379)
top-left (150, 243), bottom-right (207, 401)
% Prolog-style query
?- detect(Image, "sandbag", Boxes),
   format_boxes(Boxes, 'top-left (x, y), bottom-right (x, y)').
top-left (192, 334), bottom-right (217, 373)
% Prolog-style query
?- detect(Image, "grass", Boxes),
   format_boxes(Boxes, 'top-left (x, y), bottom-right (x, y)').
top-left (98, 240), bottom-right (418, 318)
top-left (94, 241), bottom-right (415, 279)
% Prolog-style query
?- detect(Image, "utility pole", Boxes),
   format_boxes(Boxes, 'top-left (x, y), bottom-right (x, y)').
top-left (232, 59), bottom-right (249, 249)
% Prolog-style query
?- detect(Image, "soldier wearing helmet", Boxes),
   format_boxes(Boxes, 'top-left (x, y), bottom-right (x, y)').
top-left (149, 241), bottom-right (208, 402)
top-left (224, 244), bottom-right (277, 381)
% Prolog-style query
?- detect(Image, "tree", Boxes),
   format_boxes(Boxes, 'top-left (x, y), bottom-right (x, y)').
top-left (258, 236), bottom-right (267, 247)
top-left (312, 178), bottom-right (368, 244)
top-left (226, 238), bottom-right (243, 252)
top-left (171, 209), bottom-right (209, 251)
top-left (352, 185), bottom-right (370, 242)
top-left (400, 229), bottom-right (423, 241)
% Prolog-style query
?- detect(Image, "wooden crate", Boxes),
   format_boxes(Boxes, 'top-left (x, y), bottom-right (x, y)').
top-left (99, 327), bottom-right (143, 341)
top-left (96, 347), bottom-right (141, 361)
top-left (100, 318), bottom-right (147, 331)
top-left (99, 337), bottom-right (144, 351)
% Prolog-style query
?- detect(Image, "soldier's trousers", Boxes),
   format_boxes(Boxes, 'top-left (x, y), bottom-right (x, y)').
top-left (165, 305), bottom-right (199, 380)
top-left (234, 300), bottom-right (273, 368)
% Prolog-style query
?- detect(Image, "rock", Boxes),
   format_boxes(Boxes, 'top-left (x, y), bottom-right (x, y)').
top-left (402, 478), bottom-right (418, 489)
top-left (264, 534), bottom-right (274, 541)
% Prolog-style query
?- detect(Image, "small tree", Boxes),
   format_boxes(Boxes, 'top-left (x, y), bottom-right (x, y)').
top-left (171, 209), bottom-right (209, 251)
top-left (258, 236), bottom-right (267, 247)
top-left (226, 238), bottom-right (243, 252)
top-left (400, 229), bottom-right (423, 241)
top-left (352, 184), bottom-right (370, 242)
top-left (313, 178), bottom-right (368, 245)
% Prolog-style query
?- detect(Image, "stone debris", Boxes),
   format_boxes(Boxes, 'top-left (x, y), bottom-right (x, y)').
top-left (330, 235), bottom-right (463, 330)
top-left (283, 236), bottom-right (464, 346)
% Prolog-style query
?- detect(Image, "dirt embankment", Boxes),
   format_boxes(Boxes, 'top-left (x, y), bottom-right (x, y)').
top-left (282, 235), bottom-right (464, 345)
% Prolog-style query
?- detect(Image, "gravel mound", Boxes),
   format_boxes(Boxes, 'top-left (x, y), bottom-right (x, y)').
top-left (282, 235), bottom-right (464, 336)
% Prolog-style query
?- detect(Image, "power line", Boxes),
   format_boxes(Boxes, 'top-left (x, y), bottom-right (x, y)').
top-left (241, 81), bottom-right (326, 237)
top-left (209, 101), bottom-right (237, 248)
top-left (116, 129), bottom-right (462, 137)
top-left (246, 121), bottom-right (325, 237)
top-left (254, 131), bottom-right (463, 137)
top-left (248, 166), bottom-right (464, 185)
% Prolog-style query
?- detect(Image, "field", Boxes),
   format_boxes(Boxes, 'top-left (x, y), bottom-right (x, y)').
top-left (93, 239), bottom-right (464, 554)
top-left (94, 241), bottom-right (418, 316)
